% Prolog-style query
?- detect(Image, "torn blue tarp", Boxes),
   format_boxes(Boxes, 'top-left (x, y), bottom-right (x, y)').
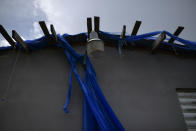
top-left (1, 30), bottom-right (196, 52)
top-left (57, 34), bottom-right (125, 130)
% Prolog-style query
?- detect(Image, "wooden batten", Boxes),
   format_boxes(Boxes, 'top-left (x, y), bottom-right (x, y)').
top-left (168, 26), bottom-right (184, 44)
top-left (0, 25), bottom-right (16, 48)
top-left (94, 16), bottom-right (100, 33)
top-left (151, 32), bottom-right (166, 53)
top-left (87, 17), bottom-right (92, 38)
top-left (12, 30), bottom-right (29, 52)
top-left (121, 25), bottom-right (126, 39)
top-left (50, 24), bottom-right (57, 42)
top-left (39, 21), bottom-right (53, 45)
top-left (131, 21), bottom-right (142, 36)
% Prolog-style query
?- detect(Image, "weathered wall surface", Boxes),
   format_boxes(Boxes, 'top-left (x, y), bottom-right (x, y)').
top-left (0, 44), bottom-right (196, 131)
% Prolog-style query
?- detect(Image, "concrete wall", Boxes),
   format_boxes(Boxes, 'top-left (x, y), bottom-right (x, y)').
top-left (0, 44), bottom-right (196, 131)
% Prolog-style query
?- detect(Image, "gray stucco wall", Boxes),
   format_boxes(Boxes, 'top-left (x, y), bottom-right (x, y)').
top-left (0, 44), bottom-right (196, 131)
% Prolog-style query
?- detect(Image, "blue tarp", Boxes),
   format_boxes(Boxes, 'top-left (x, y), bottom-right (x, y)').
top-left (58, 34), bottom-right (125, 130)
top-left (99, 31), bottom-right (196, 55)
top-left (1, 30), bottom-right (196, 131)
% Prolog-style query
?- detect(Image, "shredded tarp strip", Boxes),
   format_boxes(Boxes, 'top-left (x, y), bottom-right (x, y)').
top-left (63, 67), bottom-right (73, 113)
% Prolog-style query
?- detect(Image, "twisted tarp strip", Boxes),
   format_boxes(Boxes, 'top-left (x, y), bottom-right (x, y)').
top-left (57, 35), bottom-right (124, 130)
top-left (164, 31), bottom-right (196, 50)
top-left (99, 31), bottom-right (162, 42)
top-left (63, 67), bottom-right (73, 113)
top-left (125, 31), bottom-right (162, 41)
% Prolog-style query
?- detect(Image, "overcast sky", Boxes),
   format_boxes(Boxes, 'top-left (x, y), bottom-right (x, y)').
top-left (0, 0), bottom-right (196, 46)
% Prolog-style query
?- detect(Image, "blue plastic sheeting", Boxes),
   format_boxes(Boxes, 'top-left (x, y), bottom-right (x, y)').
top-left (25, 36), bottom-right (48, 51)
top-left (1, 30), bottom-right (196, 130)
top-left (63, 68), bottom-right (73, 113)
top-left (0, 46), bottom-right (12, 50)
top-left (82, 55), bottom-right (124, 130)
top-left (0, 36), bottom-right (49, 51)
top-left (99, 31), bottom-right (196, 54)
top-left (57, 34), bottom-right (124, 130)
top-left (1, 30), bottom-right (196, 53)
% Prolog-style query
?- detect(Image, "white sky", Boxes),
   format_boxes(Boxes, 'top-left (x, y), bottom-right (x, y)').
top-left (0, 0), bottom-right (196, 46)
